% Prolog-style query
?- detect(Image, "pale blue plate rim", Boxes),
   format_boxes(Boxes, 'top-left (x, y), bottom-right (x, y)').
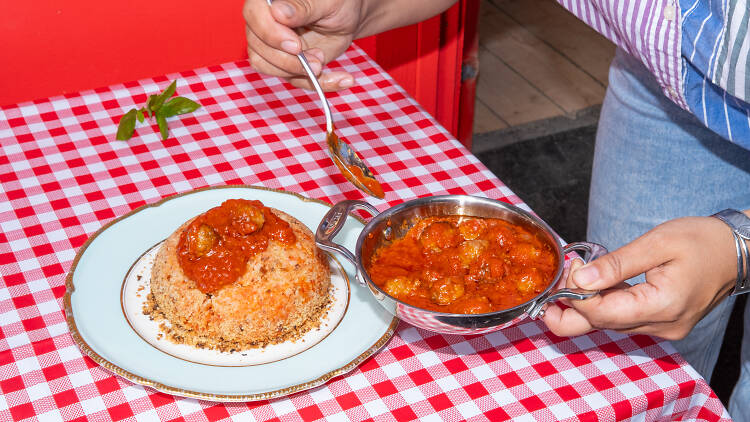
top-left (64, 185), bottom-right (398, 402)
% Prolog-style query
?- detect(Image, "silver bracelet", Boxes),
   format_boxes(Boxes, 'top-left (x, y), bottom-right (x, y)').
top-left (712, 209), bottom-right (750, 295)
top-left (739, 231), bottom-right (750, 294)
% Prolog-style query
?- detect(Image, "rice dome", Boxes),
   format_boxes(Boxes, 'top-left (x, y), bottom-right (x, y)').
top-left (146, 199), bottom-right (331, 351)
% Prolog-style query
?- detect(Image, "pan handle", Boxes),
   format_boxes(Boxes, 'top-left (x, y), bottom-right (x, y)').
top-left (316, 200), bottom-right (379, 285)
top-left (527, 241), bottom-right (608, 319)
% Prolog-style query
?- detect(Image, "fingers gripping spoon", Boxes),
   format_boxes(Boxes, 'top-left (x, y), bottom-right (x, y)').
top-left (265, 0), bottom-right (385, 199)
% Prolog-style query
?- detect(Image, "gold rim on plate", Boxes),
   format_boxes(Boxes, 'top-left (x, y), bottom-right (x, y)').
top-left (63, 184), bottom-right (399, 402)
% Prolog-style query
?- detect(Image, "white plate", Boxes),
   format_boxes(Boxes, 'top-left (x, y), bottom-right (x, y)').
top-left (64, 185), bottom-right (398, 401)
top-left (121, 241), bottom-right (350, 367)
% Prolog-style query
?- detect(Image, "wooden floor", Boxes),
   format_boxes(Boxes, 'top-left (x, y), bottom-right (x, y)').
top-left (473, 0), bottom-right (616, 134)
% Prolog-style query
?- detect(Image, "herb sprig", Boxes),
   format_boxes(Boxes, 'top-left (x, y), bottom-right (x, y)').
top-left (116, 80), bottom-right (201, 141)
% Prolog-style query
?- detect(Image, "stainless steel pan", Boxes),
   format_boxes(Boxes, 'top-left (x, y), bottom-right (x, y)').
top-left (316, 195), bottom-right (607, 334)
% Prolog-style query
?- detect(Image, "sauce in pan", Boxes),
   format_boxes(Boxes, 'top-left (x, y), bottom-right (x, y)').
top-left (365, 216), bottom-right (557, 314)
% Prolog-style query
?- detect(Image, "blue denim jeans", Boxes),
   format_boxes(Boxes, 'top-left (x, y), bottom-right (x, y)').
top-left (590, 49), bottom-right (750, 418)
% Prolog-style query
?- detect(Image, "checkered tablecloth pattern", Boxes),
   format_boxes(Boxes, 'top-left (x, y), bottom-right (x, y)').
top-left (0, 46), bottom-right (731, 420)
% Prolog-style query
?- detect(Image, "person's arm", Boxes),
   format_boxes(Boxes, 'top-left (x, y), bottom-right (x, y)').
top-left (243, 0), bottom-right (457, 91)
top-left (355, 0), bottom-right (458, 39)
top-left (555, 0), bottom-right (750, 146)
top-left (543, 210), bottom-right (750, 339)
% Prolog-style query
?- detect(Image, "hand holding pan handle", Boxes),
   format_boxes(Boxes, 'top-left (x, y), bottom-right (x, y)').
top-left (527, 242), bottom-right (609, 319)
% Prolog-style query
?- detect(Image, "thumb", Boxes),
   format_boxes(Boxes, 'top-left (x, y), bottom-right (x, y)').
top-left (572, 232), bottom-right (668, 290)
top-left (270, 0), bottom-right (327, 28)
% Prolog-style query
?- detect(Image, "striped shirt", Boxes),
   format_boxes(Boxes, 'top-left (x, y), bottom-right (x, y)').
top-left (557, 0), bottom-right (750, 148)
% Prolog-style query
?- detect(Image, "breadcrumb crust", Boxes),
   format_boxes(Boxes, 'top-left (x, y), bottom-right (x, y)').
top-left (144, 209), bottom-right (331, 352)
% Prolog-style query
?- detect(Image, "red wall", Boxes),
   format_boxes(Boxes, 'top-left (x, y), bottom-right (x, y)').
top-left (1, 0), bottom-right (247, 106)
top-left (1, 1), bottom-right (476, 146)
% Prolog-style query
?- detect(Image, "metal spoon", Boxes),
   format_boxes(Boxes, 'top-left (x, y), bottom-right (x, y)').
top-left (264, 0), bottom-right (384, 199)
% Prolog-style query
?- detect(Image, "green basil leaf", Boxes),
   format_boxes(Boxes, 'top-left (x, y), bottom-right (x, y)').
top-left (160, 97), bottom-right (201, 118)
top-left (151, 80), bottom-right (177, 112)
top-left (115, 109), bottom-right (138, 141)
top-left (116, 80), bottom-right (199, 141)
top-left (156, 111), bottom-right (169, 140)
top-left (146, 95), bottom-right (158, 117)
top-left (162, 80), bottom-right (177, 99)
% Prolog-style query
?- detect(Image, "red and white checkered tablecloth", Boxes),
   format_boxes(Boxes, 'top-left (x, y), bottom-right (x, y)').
top-left (0, 46), bottom-right (731, 421)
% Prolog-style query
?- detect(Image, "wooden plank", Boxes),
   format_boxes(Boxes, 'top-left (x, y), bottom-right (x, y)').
top-left (476, 46), bottom-right (564, 126)
top-left (478, 0), bottom-right (606, 113)
top-left (490, 0), bottom-right (615, 86)
top-left (473, 98), bottom-right (509, 133)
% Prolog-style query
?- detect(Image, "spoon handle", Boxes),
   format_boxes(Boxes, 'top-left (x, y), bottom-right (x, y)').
top-left (294, 53), bottom-right (334, 133)
top-left (265, 0), bottom-right (333, 133)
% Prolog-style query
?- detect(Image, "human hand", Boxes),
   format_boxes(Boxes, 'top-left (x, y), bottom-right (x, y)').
top-left (542, 216), bottom-right (738, 340)
top-left (243, 0), bottom-right (364, 91)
